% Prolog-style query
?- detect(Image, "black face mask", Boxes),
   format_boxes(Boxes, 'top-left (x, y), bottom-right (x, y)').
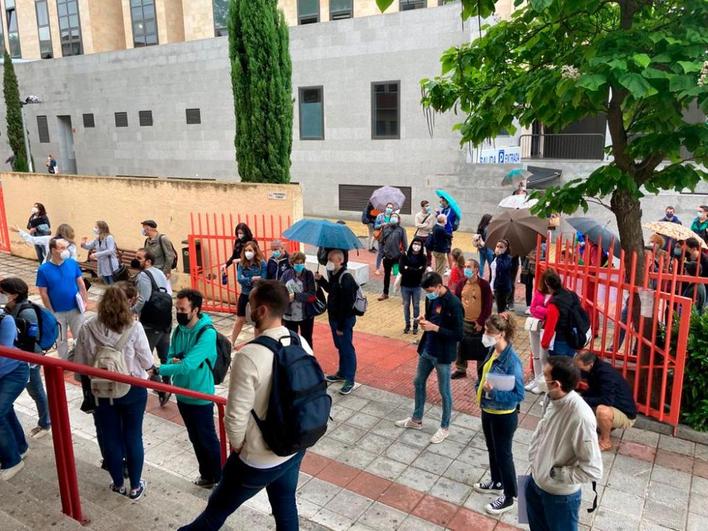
top-left (176, 312), bottom-right (191, 326)
top-left (130, 258), bottom-right (141, 269)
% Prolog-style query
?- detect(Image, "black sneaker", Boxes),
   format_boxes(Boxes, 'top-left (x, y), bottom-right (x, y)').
top-left (325, 373), bottom-right (345, 383)
top-left (450, 371), bottom-right (467, 380)
top-left (193, 476), bottom-right (217, 489)
top-left (110, 483), bottom-right (126, 496)
top-left (159, 392), bottom-right (172, 407)
top-left (485, 495), bottom-right (515, 515)
top-left (128, 479), bottom-right (147, 501)
top-left (412, 326), bottom-right (418, 335)
top-left (473, 480), bottom-right (503, 494)
top-left (403, 326), bottom-right (411, 334)
top-left (339, 381), bottom-right (355, 395)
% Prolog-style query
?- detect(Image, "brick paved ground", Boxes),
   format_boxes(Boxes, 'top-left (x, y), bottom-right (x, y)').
top-left (3, 253), bottom-right (707, 530)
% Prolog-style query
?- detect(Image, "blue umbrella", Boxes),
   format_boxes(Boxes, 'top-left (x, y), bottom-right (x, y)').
top-left (283, 219), bottom-right (364, 250)
top-left (435, 189), bottom-right (462, 221)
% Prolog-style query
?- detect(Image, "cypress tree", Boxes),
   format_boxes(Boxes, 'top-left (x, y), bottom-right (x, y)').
top-left (228, 0), bottom-right (292, 183)
top-left (2, 48), bottom-right (28, 172)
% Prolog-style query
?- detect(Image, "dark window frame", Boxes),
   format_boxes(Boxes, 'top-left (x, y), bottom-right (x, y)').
top-left (6, 0), bottom-right (21, 59)
top-left (297, 0), bottom-right (319, 25)
top-left (35, 0), bottom-right (53, 59)
top-left (130, 0), bottom-right (159, 48)
top-left (114, 112), bottom-right (128, 128)
top-left (400, 0), bottom-right (426, 10)
top-left (371, 81), bottom-right (401, 140)
top-left (298, 86), bottom-right (325, 141)
top-left (185, 108), bottom-right (201, 125)
top-left (82, 113), bottom-right (95, 128)
top-left (56, 0), bottom-right (83, 57)
top-left (212, 0), bottom-right (228, 37)
top-left (138, 110), bottom-right (153, 127)
top-left (37, 115), bottom-right (50, 143)
top-left (329, 0), bottom-right (353, 20)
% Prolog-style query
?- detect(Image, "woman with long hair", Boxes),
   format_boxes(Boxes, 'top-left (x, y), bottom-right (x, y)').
top-left (222, 223), bottom-right (256, 271)
top-left (73, 286), bottom-right (154, 501)
top-left (81, 221), bottom-right (119, 284)
top-left (13, 222), bottom-right (78, 263)
top-left (230, 241), bottom-right (267, 345)
top-left (447, 248), bottom-right (466, 293)
top-left (525, 268), bottom-right (554, 393)
top-left (475, 214), bottom-right (494, 279)
top-left (26, 202), bottom-right (51, 263)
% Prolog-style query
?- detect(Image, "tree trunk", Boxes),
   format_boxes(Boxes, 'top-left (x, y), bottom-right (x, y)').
top-left (611, 187), bottom-right (645, 274)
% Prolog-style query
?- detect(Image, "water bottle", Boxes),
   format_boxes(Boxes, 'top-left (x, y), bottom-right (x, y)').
top-left (222, 271), bottom-right (229, 285)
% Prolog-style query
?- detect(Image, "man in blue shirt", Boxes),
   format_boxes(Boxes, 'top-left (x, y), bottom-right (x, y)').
top-left (437, 198), bottom-right (458, 269)
top-left (36, 238), bottom-right (87, 359)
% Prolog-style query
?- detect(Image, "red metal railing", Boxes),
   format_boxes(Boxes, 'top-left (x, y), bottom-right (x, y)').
top-left (536, 235), bottom-right (695, 431)
top-left (0, 182), bottom-right (12, 253)
top-left (188, 212), bottom-right (298, 313)
top-left (0, 346), bottom-right (228, 524)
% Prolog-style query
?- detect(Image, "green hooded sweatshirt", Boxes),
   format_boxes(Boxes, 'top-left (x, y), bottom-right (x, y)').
top-left (160, 313), bottom-right (217, 405)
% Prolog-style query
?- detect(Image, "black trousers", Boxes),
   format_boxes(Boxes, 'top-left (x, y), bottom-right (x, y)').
top-left (284, 318), bottom-right (315, 351)
top-left (178, 401), bottom-right (222, 483)
top-left (495, 289), bottom-right (510, 313)
top-left (383, 257), bottom-right (396, 295)
top-left (482, 410), bottom-right (519, 498)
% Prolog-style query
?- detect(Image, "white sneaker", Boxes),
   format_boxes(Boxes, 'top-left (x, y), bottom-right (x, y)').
top-left (430, 428), bottom-right (449, 444)
top-left (20, 449), bottom-right (29, 460)
top-left (30, 426), bottom-right (51, 439)
top-left (395, 418), bottom-right (422, 430)
top-left (525, 308), bottom-right (531, 315)
top-left (524, 381), bottom-right (537, 391)
top-left (530, 384), bottom-right (544, 395)
top-left (0, 460), bottom-right (25, 481)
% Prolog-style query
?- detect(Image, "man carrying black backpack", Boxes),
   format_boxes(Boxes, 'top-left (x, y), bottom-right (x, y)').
top-left (180, 280), bottom-right (328, 531)
top-left (133, 249), bottom-right (173, 406)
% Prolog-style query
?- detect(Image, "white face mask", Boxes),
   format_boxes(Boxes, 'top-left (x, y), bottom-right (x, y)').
top-left (244, 251), bottom-right (255, 261)
top-left (481, 334), bottom-right (498, 348)
top-left (0, 293), bottom-right (7, 305)
top-left (93, 227), bottom-right (99, 235)
top-left (412, 244), bottom-right (422, 253)
top-left (325, 261), bottom-right (336, 272)
top-left (31, 207), bottom-right (39, 215)
top-left (59, 250), bottom-right (71, 261)
top-left (536, 380), bottom-right (549, 394)
top-left (141, 228), bottom-right (148, 237)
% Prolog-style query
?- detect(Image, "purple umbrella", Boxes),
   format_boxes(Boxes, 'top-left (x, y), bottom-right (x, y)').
top-left (369, 186), bottom-right (406, 211)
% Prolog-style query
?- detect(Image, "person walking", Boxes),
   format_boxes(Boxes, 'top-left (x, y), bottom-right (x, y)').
top-left (222, 223), bottom-right (256, 272)
top-left (379, 212), bottom-right (407, 301)
top-left (451, 259), bottom-right (493, 380)
top-left (525, 356), bottom-right (603, 531)
top-left (395, 272), bottom-right (463, 444)
top-left (36, 238), bottom-right (88, 359)
top-left (414, 200), bottom-right (435, 266)
top-left (27, 203), bottom-right (51, 263)
top-left (72, 286), bottom-right (153, 500)
top-left (0, 310), bottom-right (29, 480)
top-left (230, 242), bottom-right (267, 346)
top-left (14, 223), bottom-right (78, 264)
top-left (374, 203), bottom-right (396, 275)
top-left (281, 252), bottom-right (317, 349)
top-left (492, 240), bottom-right (513, 313)
top-left (315, 249), bottom-right (359, 395)
top-left (0, 278), bottom-right (51, 439)
top-left (46, 154), bottom-right (57, 174)
top-left (399, 238), bottom-right (427, 335)
top-left (155, 289), bottom-right (222, 489)
top-left (690, 205), bottom-right (708, 242)
top-left (81, 221), bottom-right (120, 285)
top-left (266, 239), bottom-right (291, 281)
top-left (133, 248), bottom-right (173, 407)
top-left (141, 220), bottom-right (177, 291)
top-left (526, 269), bottom-right (553, 394)
top-left (541, 270), bottom-right (585, 357)
top-left (475, 214), bottom-right (494, 279)
top-left (362, 201), bottom-right (379, 253)
top-left (430, 214), bottom-right (450, 276)
top-left (473, 313), bottom-right (524, 515)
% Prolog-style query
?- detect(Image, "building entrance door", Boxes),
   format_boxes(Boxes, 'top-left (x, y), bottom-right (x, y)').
top-left (57, 115), bottom-right (77, 173)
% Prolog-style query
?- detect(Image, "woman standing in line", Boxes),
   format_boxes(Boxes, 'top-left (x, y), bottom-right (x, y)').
top-left (492, 240), bottom-right (513, 312)
top-left (398, 238), bottom-right (427, 334)
top-left (222, 223), bottom-right (256, 273)
top-left (475, 214), bottom-right (494, 279)
top-left (230, 242), bottom-right (267, 345)
top-left (27, 203), bottom-right (51, 263)
top-left (281, 251), bottom-right (317, 349)
top-left (81, 221), bottom-right (119, 284)
top-left (525, 268), bottom-right (553, 394)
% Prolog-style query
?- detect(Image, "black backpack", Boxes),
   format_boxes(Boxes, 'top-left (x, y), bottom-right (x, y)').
top-left (566, 292), bottom-right (591, 349)
top-left (193, 324), bottom-right (233, 385)
top-left (250, 331), bottom-right (332, 456)
top-left (139, 271), bottom-right (173, 332)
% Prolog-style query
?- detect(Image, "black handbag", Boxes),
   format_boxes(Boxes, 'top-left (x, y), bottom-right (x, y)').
top-left (458, 322), bottom-right (487, 361)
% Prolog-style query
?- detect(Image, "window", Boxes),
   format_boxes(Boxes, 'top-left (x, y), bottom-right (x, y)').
top-left (213, 0), bottom-right (228, 36)
top-left (56, 0), bottom-right (83, 56)
top-left (6, 0), bottom-right (21, 58)
top-left (186, 108), bottom-right (201, 125)
top-left (297, 0), bottom-right (319, 24)
top-left (115, 112), bottom-right (128, 128)
top-left (138, 110), bottom-right (153, 126)
top-left (82, 113), bottom-right (95, 128)
top-left (400, 0), bottom-right (426, 10)
top-left (37, 116), bottom-right (50, 143)
top-left (131, 0), bottom-right (158, 47)
top-left (298, 87), bottom-right (324, 140)
top-left (330, 0), bottom-right (352, 20)
top-left (35, 1), bottom-right (53, 59)
top-left (371, 82), bottom-right (400, 139)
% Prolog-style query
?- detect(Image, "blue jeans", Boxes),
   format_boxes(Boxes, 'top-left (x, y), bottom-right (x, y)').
top-left (25, 365), bottom-right (50, 429)
top-left (329, 316), bottom-right (357, 382)
top-left (376, 246), bottom-right (384, 270)
top-left (95, 386), bottom-right (147, 489)
top-left (482, 410), bottom-right (518, 498)
top-left (0, 363), bottom-right (30, 469)
top-left (401, 286), bottom-right (421, 327)
top-left (525, 475), bottom-right (581, 531)
top-left (479, 247), bottom-right (494, 280)
top-left (550, 338), bottom-right (576, 357)
top-left (179, 451), bottom-right (305, 531)
top-left (102, 275), bottom-right (114, 285)
top-left (412, 351), bottom-right (452, 429)
top-left (178, 401), bottom-right (222, 483)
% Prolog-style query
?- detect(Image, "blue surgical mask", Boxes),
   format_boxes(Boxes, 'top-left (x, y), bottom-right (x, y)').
top-left (464, 268), bottom-right (474, 278)
top-left (272, 250), bottom-right (281, 259)
top-left (425, 206), bottom-right (432, 213)
top-left (425, 291), bottom-right (439, 301)
top-left (293, 263), bottom-right (305, 273)
top-left (385, 207), bottom-right (393, 215)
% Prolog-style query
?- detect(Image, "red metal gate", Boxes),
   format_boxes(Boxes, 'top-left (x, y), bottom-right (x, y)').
top-left (0, 182), bottom-right (11, 253)
top-left (188, 212), bottom-right (298, 313)
top-left (536, 235), bottom-right (695, 430)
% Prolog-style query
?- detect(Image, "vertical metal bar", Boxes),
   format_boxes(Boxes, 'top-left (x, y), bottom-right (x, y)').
top-left (217, 403), bottom-right (228, 466)
top-left (44, 366), bottom-right (72, 518)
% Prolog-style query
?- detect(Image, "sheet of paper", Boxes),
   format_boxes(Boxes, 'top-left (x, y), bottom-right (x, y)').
top-left (486, 372), bottom-right (516, 391)
top-left (75, 293), bottom-right (86, 314)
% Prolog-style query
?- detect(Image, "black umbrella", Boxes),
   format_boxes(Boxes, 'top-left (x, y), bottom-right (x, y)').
top-left (567, 217), bottom-right (621, 258)
top-left (486, 209), bottom-right (547, 257)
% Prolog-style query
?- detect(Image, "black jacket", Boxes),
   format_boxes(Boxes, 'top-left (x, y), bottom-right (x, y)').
top-left (581, 358), bottom-right (637, 419)
top-left (266, 253), bottom-right (291, 280)
top-left (430, 224), bottom-right (450, 254)
top-left (417, 289), bottom-right (464, 363)
top-left (27, 214), bottom-right (50, 235)
top-left (399, 244), bottom-right (427, 288)
top-left (317, 267), bottom-right (357, 330)
top-left (550, 289), bottom-right (579, 344)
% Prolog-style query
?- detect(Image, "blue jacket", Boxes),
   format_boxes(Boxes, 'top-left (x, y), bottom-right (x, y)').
top-left (476, 343), bottom-right (525, 412)
top-left (439, 206), bottom-right (457, 235)
top-left (0, 313), bottom-right (24, 378)
top-left (237, 260), bottom-right (267, 295)
top-left (493, 252), bottom-right (513, 293)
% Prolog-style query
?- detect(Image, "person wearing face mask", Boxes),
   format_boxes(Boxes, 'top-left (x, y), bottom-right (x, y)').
top-left (395, 272), bottom-right (463, 444)
top-left (398, 238), bottom-right (427, 334)
top-left (141, 220), bottom-right (177, 290)
top-left (36, 238), bottom-right (87, 359)
top-left (430, 214), bottom-right (451, 276)
top-left (231, 243), bottom-right (267, 346)
top-left (265, 239), bottom-right (291, 281)
top-left (447, 248), bottom-right (466, 293)
top-left (223, 223), bottom-right (256, 272)
top-left (378, 212), bottom-right (408, 301)
top-left (26, 202), bottom-right (51, 263)
top-left (491, 240), bottom-right (513, 313)
top-left (473, 313), bottom-right (524, 515)
top-left (374, 202), bottom-right (396, 275)
top-left (685, 237), bottom-right (708, 279)
top-left (525, 357), bottom-right (603, 531)
top-left (541, 270), bottom-right (589, 357)
top-left (156, 289), bottom-right (221, 489)
top-left (281, 252), bottom-right (317, 348)
top-left (362, 201), bottom-right (380, 253)
top-left (436, 197), bottom-right (458, 269)
top-left (414, 201), bottom-right (435, 266)
top-left (690, 205), bottom-right (708, 242)
top-left (451, 259), bottom-right (492, 380)
top-left (81, 221), bottom-right (119, 285)
top-left (315, 249), bottom-right (359, 395)
top-left (12, 222), bottom-right (78, 264)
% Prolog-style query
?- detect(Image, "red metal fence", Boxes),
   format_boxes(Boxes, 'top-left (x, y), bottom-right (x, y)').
top-left (0, 182), bottom-right (11, 252)
top-left (536, 235), bottom-right (700, 430)
top-left (188, 213), bottom-right (298, 313)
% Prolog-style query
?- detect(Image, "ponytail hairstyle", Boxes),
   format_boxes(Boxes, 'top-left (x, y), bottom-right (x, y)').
top-left (485, 312), bottom-right (516, 342)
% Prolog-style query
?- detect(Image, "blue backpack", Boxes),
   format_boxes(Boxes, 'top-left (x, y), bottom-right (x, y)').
top-left (15, 302), bottom-right (60, 352)
top-left (250, 331), bottom-right (332, 456)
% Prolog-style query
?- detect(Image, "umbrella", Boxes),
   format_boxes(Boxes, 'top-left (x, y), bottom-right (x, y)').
top-left (567, 217), bottom-right (621, 258)
top-left (435, 189), bottom-right (462, 221)
top-left (498, 194), bottom-right (539, 209)
top-left (283, 219), bottom-right (364, 250)
top-left (501, 168), bottom-right (532, 186)
top-left (369, 186), bottom-right (406, 211)
top-left (486, 209), bottom-right (547, 257)
top-left (643, 221), bottom-right (707, 249)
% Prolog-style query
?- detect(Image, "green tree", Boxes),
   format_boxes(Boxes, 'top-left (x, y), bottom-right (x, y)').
top-left (2, 48), bottom-right (29, 172)
top-left (228, 0), bottom-right (292, 183)
top-left (378, 0), bottom-right (708, 265)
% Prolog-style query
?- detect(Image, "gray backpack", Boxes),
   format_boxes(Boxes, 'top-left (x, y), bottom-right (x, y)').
top-left (90, 324), bottom-right (134, 400)
top-left (339, 271), bottom-right (367, 316)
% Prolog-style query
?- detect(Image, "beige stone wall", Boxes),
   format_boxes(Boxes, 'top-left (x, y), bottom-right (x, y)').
top-left (46, 0), bottom-right (63, 58)
top-left (120, 0), bottom-right (134, 48)
top-left (156, 0), bottom-right (185, 43)
top-left (183, 0), bottom-right (213, 41)
top-left (86, 0), bottom-right (126, 53)
top-left (1, 173), bottom-right (304, 290)
top-left (16, 0), bottom-right (41, 60)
